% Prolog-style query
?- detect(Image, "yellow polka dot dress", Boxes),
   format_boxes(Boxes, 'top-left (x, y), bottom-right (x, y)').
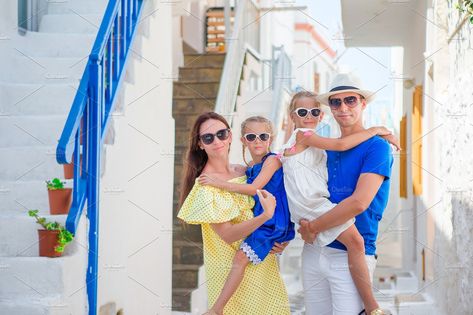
top-left (177, 176), bottom-right (291, 315)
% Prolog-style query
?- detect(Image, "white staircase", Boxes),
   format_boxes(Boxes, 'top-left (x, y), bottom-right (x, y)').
top-left (373, 269), bottom-right (439, 315)
top-left (0, 1), bottom-right (109, 314)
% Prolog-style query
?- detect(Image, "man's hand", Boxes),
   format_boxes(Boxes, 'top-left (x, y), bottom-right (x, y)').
top-left (298, 219), bottom-right (317, 244)
top-left (270, 241), bottom-right (289, 254)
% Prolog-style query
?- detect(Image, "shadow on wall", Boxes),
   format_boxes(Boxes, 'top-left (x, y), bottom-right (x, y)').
top-left (421, 195), bottom-right (473, 314)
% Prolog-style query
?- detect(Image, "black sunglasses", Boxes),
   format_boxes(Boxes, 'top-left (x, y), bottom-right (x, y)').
top-left (243, 133), bottom-right (271, 142)
top-left (199, 128), bottom-right (230, 145)
top-left (294, 108), bottom-right (321, 118)
top-left (328, 96), bottom-right (361, 108)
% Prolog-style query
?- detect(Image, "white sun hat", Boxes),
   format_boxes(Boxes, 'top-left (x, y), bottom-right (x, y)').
top-left (317, 73), bottom-right (375, 106)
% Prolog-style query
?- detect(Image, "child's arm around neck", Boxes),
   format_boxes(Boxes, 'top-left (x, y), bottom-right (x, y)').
top-left (198, 156), bottom-right (281, 196)
top-left (295, 126), bottom-right (393, 151)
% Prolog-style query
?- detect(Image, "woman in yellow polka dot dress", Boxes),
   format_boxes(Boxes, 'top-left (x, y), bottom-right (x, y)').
top-left (177, 112), bottom-right (291, 315)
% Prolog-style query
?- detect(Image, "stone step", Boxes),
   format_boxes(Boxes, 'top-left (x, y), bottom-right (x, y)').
top-left (172, 52), bottom-right (224, 313)
top-left (183, 54), bottom-right (225, 68)
top-left (174, 164), bottom-right (184, 183)
top-left (0, 258), bottom-right (87, 311)
top-left (174, 127), bottom-right (193, 145)
top-left (0, 180), bottom-right (63, 214)
top-left (14, 32), bottom-right (95, 58)
top-left (173, 206), bottom-right (181, 220)
top-left (172, 264), bottom-right (200, 289)
top-left (0, 115), bottom-right (67, 147)
top-left (173, 225), bottom-right (202, 243)
top-left (172, 144), bottom-right (187, 159)
top-left (172, 161), bottom-right (184, 179)
top-left (47, 0), bottom-right (109, 14)
top-left (0, 213), bottom-right (74, 257)
top-left (99, 302), bottom-right (117, 315)
top-left (0, 146), bottom-right (64, 181)
top-left (173, 81), bottom-right (220, 98)
top-left (0, 56), bottom-right (87, 84)
top-left (0, 83), bottom-right (75, 116)
top-left (0, 296), bottom-right (75, 315)
top-left (0, 217), bottom-right (87, 297)
top-left (174, 111), bottom-right (221, 129)
top-left (178, 67), bottom-right (222, 82)
top-left (39, 14), bottom-right (102, 34)
top-left (173, 146), bottom-right (186, 165)
top-left (395, 293), bottom-right (437, 315)
top-left (172, 288), bottom-right (194, 312)
top-left (175, 113), bottom-right (201, 130)
top-left (172, 97), bottom-right (216, 115)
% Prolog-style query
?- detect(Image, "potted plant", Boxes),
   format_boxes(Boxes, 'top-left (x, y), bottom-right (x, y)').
top-left (63, 158), bottom-right (74, 180)
top-left (46, 178), bottom-right (72, 214)
top-left (28, 210), bottom-right (74, 257)
top-left (63, 154), bottom-right (82, 179)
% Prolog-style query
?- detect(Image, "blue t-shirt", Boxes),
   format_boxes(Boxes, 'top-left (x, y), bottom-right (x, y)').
top-left (326, 136), bottom-right (393, 256)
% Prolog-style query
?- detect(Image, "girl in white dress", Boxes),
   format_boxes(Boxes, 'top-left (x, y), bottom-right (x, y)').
top-left (280, 91), bottom-right (399, 314)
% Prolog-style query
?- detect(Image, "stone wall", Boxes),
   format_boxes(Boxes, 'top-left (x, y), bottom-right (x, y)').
top-left (430, 1), bottom-right (473, 313)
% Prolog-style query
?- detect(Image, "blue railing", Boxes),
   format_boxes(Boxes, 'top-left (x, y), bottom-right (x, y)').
top-left (56, 0), bottom-right (143, 314)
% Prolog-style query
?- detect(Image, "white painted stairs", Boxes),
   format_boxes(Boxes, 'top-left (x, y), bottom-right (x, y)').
top-left (0, 1), bottom-right (109, 314)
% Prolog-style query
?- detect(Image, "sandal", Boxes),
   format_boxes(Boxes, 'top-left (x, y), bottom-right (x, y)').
top-left (358, 309), bottom-right (391, 315)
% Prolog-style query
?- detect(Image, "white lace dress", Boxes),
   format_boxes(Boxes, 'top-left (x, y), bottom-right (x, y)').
top-left (280, 128), bottom-right (354, 246)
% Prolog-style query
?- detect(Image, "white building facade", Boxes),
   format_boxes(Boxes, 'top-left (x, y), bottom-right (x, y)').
top-left (340, 0), bottom-right (473, 313)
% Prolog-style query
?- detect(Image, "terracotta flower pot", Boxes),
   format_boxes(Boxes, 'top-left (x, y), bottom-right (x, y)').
top-left (47, 188), bottom-right (72, 214)
top-left (63, 163), bottom-right (74, 180)
top-left (38, 229), bottom-right (62, 257)
top-left (63, 155), bottom-right (82, 179)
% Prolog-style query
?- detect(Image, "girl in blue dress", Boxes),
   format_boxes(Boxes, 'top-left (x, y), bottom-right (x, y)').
top-left (198, 116), bottom-right (295, 315)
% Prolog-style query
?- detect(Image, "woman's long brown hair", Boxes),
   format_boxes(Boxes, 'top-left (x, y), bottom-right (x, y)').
top-left (178, 112), bottom-right (231, 207)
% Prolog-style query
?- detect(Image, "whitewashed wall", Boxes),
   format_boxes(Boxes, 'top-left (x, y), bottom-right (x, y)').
top-left (97, 1), bottom-right (174, 314)
top-left (425, 1), bottom-right (473, 313)
top-left (0, 0), bottom-right (18, 36)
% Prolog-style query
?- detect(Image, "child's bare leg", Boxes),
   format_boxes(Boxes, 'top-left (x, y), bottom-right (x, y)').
top-left (210, 249), bottom-right (250, 314)
top-left (337, 225), bottom-right (379, 313)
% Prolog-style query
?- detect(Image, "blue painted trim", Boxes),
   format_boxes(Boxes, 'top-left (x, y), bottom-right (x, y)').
top-left (55, 1), bottom-right (144, 314)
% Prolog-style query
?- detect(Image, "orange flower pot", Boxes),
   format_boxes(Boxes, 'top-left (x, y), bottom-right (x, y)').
top-left (38, 229), bottom-right (62, 257)
top-left (63, 155), bottom-right (82, 179)
top-left (63, 164), bottom-right (74, 180)
top-left (47, 188), bottom-right (72, 214)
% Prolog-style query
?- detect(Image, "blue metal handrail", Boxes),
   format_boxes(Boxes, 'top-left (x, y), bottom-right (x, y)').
top-left (55, 1), bottom-right (143, 314)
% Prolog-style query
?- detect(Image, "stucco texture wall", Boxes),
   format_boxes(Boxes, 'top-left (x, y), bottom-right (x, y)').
top-left (97, 0), bottom-right (174, 314)
top-left (430, 1), bottom-right (473, 313)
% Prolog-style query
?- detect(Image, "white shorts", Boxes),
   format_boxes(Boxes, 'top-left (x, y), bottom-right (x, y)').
top-left (302, 243), bottom-right (377, 315)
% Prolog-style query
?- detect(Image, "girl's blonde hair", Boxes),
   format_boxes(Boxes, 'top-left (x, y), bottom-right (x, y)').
top-left (240, 116), bottom-right (273, 166)
top-left (288, 91), bottom-right (320, 115)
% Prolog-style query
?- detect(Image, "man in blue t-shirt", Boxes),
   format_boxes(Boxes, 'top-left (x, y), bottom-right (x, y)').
top-left (298, 73), bottom-right (394, 315)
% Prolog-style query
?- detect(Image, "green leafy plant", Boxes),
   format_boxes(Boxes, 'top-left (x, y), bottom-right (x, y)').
top-left (456, 0), bottom-right (473, 23)
top-left (28, 210), bottom-right (74, 253)
top-left (46, 178), bottom-right (66, 190)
